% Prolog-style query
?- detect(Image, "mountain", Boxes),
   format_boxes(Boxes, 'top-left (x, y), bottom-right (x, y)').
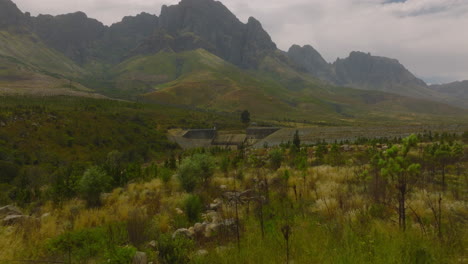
top-left (287, 45), bottom-right (335, 82)
top-left (147, 0), bottom-right (277, 68)
top-left (0, 0), bottom-right (466, 124)
top-left (32, 11), bottom-right (159, 65)
top-left (287, 46), bottom-right (468, 109)
top-left (32, 12), bottom-right (106, 65)
top-left (0, 0), bottom-right (28, 31)
top-left (430, 81), bottom-right (468, 107)
top-left (333, 51), bottom-right (430, 95)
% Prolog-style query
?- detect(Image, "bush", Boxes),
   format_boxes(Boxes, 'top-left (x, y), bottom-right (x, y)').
top-left (0, 161), bottom-right (19, 184)
top-left (184, 195), bottom-right (203, 224)
top-left (158, 234), bottom-right (194, 264)
top-left (159, 167), bottom-right (173, 183)
top-left (127, 209), bottom-right (149, 247)
top-left (78, 166), bottom-right (112, 207)
top-left (177, 154), bottom-right (215, 192)
top-left (269, 149), bottom-right (284, 170)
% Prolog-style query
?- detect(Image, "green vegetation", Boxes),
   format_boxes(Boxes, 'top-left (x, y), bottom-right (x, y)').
top-left (0, 128), bottom-right (466, 263)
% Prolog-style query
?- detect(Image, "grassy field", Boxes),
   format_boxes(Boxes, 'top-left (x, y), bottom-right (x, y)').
top-left (0, 129), bottom-right (466, 263)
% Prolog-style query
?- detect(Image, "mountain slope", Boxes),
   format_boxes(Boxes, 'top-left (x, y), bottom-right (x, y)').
top-left (430, 81), bottom-right (468, 108)
top-left (109, 49), bottom-right (467, 125)
top-left (287, 45), bottom-right (467, 109)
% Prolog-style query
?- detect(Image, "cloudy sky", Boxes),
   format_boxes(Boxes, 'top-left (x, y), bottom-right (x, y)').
top-left (13, 0), bottom-right (468, 83)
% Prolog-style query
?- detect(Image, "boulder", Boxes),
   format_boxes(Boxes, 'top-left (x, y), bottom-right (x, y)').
top-left (2, 215), bottom-right (34, 225)
top-left (175, 208), bottom-right (184, 215)
top-left (0, 205), bottom-right (23, 217)
top-left (132, 251), bottom-right (148, 264)
top-left (193, 222), bottom-right (207, 235)
top-left (40, 213), bottom-right (51, 220)
top-left (148, 240), bottom-right (158, 250)
top-left (172, 228), bottom-right (193, 239)
top-left (209, 199), bottom-right (223, 211)
top-left (203, 211), bottom-right (221, 223)
top-left (204, 223), bottom-right (222, 237)
top-left (195, 249), bottom-right (208, 257)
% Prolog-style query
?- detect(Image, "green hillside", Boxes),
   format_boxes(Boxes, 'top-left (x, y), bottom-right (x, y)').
top-left (108, 49), bottom-right (468, 126)
top-left (0, 30), bottom-right (101, 97)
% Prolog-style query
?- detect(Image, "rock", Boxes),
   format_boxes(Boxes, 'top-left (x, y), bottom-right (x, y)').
top-left (193, 222), bottom-right (207, 235)
top-left (41, 213), bottom-right (51, 220)
top-left (203, 211), bottom-right (221, 223)
top-left (195, 249), bottom-right (208, 257)
top-left (132, 251), bottom-right (147, 264)
top-left (219, 185), bottom-right (227, 190)
top-left (204, 223), bottom-right (221, 237)
top-left (209, 199), bottom-right (223, 211)
top-left (172, 228), bottom-right (193, 239)
top-left (0, 205), bottom-right (23, 217)
top-left (148, 240), bottom-right (157, 250)
top-left (223, 218), bottom-right (236, 227)
top-left (0, 121), bottom-right (5, 127)
top-left (175, 208), bottom-right (184, 215)
top-left (2, 215), bottom-right (33, 225)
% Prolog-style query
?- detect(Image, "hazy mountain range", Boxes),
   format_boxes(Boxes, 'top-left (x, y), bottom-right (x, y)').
top-left (0, 0), bottom-right (466, 124)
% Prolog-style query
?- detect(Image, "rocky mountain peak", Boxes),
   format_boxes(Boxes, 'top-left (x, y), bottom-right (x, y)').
top-left (158, 0), bottom-right (276, 68)
top-left (0, 0), bottom-right (27, 29)
top-left (287, 44), bottom-right (334, 82)
top-left (333, 51), bottom-right (427, 90)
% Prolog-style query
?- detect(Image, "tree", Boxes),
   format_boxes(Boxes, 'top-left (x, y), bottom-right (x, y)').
top-left (177, 154), bottom-right (215, 192)
top-left (241, 110), bottom-right (251, 124)
top-left (79, 166), bottom-right (112, 207)
top-left (378, 134), bottom-right (420, 230)
top-left (292, 130), bottom-right (301, 150)
top-left (269, 149), bottom-right (284, 171)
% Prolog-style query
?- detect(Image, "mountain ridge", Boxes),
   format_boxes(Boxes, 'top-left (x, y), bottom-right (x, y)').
top-left (0, 0), bottom-right (466, 123)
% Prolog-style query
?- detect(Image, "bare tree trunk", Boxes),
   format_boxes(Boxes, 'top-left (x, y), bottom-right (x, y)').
top-left (235, 199), bottom-right (240, 252)
top-left (438, 193), bottom-right (442, 239)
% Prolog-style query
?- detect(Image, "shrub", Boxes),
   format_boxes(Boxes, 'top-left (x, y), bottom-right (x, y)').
top-left (269, 149), bottom-right (284, 170)
top-left (159, 167), bottom-right (173, 183)
top-left (177, 154), bottom-right (215, 192)
top-left (0, 161), bottom-right (19, 184)
top-left (158, 234), bottom-right (194, 264)
top-left (127, 209), bottom-right (149, 247)
top-left (78, 166), bottom-right (112, 207)
top-left (184, 195), bottom-right (203, 224)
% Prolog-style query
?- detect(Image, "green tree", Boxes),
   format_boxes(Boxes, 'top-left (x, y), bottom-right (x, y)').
top-left (293, 130), bottom-right (301, 150)
top-left (79, 166), bottom-right (112, 207)
top-left (378, 134), bottom-right (420, 230)
top-left (184, 195), bottom-right (203, 224)
top-left (177, 154), bottom-right (215, 192)
top-left (241, 110), bottom-right (251, 124)
top-left (269, 149), bottom-right (284, 171)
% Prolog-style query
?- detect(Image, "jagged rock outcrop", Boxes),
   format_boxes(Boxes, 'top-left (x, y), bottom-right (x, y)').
top-left (32, 12), bottom-right (106, 64)
top-left (287, 44), bottom-right (335, 82)
top-left (96, 13), bottom-right (159, 63)
top-left (158, 0), bottom-right (277, 68)
top-left (333, 51), bottom-right (427, 91)
top-left (0, 0), bottom-right (27, 30)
